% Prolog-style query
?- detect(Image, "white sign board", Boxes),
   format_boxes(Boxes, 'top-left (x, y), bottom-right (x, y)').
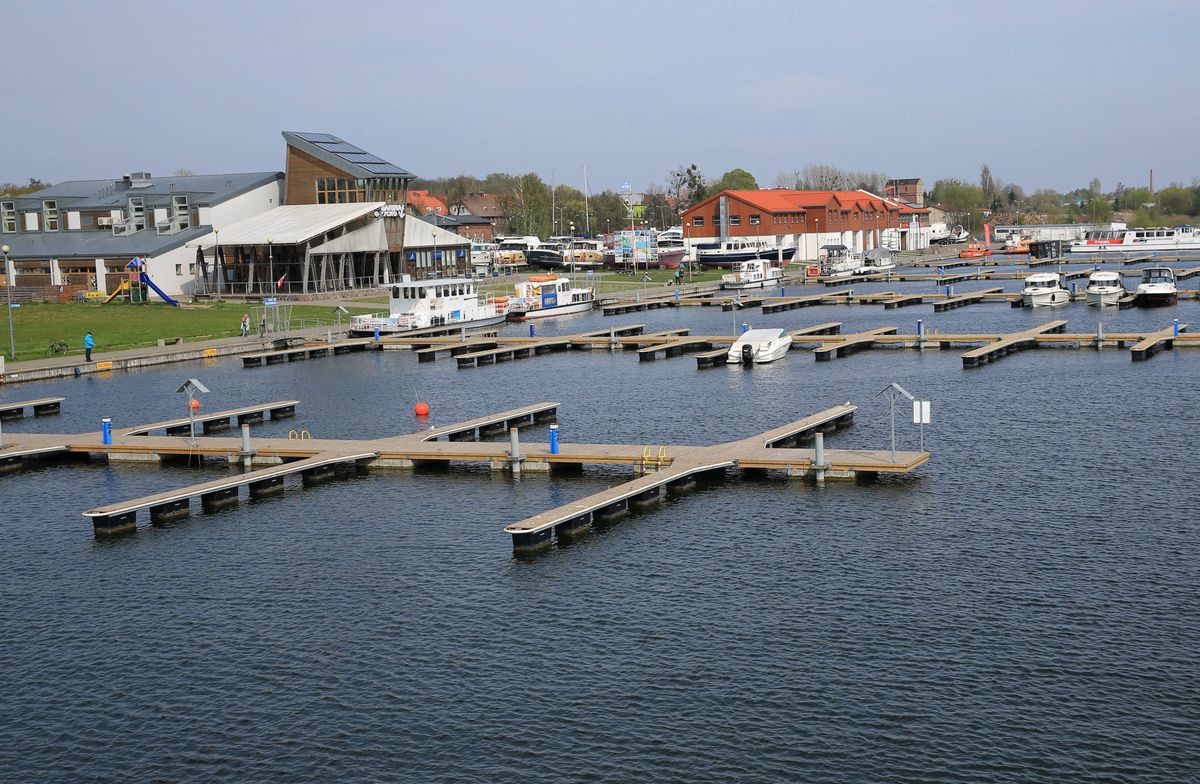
top-left (912, 400), bottom-right (931, 425)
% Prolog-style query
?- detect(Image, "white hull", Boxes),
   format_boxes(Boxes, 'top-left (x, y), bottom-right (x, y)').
top-left (728, 341), bottom-right (790, 364)
top-left (1022, 289), bottom-right (1071, 307)
top-left (1085, 288), bottom-right (1124, 306)
top-left (726, 329), bottom-right (792, 364)
top-left (351, 312), bottom-right (507, 335)
top-left (507, 299), bottom-right (595, 320)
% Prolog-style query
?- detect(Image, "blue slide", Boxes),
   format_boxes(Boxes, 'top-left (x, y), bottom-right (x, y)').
top-left (140, 271), bottom-right (181, 307)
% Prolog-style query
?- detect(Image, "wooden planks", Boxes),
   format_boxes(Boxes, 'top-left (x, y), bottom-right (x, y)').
top-left (121, 400), bottom-right (299, 436)
top-left (1130, 323), bottom-right (1187, 361)
top-left (0, 396), bottom-right (64, 419)
top-left (960, 321), bottom-right (1068, 368)
top-left (812, 328), bottom-right (900, 361)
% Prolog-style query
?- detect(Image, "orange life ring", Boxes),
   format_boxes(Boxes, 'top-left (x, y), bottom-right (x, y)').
top-left (529, 275), bottom-right (557, 282)
top-left (805, 265), bottom-right (820, 277)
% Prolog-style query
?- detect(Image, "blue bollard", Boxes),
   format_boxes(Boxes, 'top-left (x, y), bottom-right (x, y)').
top-left (944, 284), bottom-right (950, 297)
top-left (101, 417), bottom-right (112, 446)
top-left (529, 324), bottom-right (535, 338)
top-left (373, 326), bottom-right (380, 342)
top-left (548, 424), bottom-right (559, 455)
top-left (780, 286), bottom-right (786, 297)
top-left (675, 289), bottom-right (680, 302)
top-left (1174, 318), bottom-right (1180, 336)
top-left (740, 322), bottom-right (749, 334)
top-left (1071, 282), bottom-right (1077, 295)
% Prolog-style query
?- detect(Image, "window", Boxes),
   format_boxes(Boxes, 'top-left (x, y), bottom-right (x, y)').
top-left (127, 197), bottom-right (146, 231)
top-left (729, 215), bottom-right (741, 226)
top-left (749, 214), bottom-right (760, 225)
top-left (316, 175), bottom-right (368, 205)
top-left (188, 263), bottom-right (196, 275)
top-left (692, 216), bottom-right (704, 227)
top-left (1, 201), bottom-right (14, 233)
top-left (175, 264), bottom-right (183, 276)
top-left (172, 195), bottom-right (190, 229)
top-left (43, 200), bottom-right (59, 232)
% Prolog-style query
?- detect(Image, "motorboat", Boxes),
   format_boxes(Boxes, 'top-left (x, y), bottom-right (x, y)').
top-left (470, 241), bottom-right (498, 275)
top-left (958, 242), bottom-right (991, 259)
top-left (1021, 272), bottom-right (1070, 307)
top-left (1084, 270), bottom-right (1127, 306)
top-left (1134, 266), bottom-right (1178, 306)
top-left (495, 235), bottom-right (540, 267)
top-left (1070, 225), bottom-right (1200, 254)
top-left (506, 274), bottom-right (596, 320)
top-left (1003, 236), bottom-right (1031, 254)
top-left (852, 248), bottom-right (897, 275)
top-left (820, 244), bottom-right (863, 277)
top-left (350, 275), bottom-right (507, 335)
top-left (726, 328), bottom-right (792, 364)
top-left (721, 259), bottom-right (784, 290)
top-left (696, 239), bottom-right (796, 268)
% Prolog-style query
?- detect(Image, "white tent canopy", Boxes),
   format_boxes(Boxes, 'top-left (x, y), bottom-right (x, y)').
top-left (186, 203), bottom-right (384, 248)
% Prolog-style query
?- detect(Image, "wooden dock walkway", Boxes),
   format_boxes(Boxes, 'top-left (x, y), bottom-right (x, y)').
top-left (960, 321), bottom-right (1068, 368)
top-left (0, 396), bottom-right (64, 419)
top-left (1130, 323), bottom-right (1187, 361)
top-left (812, 327), bottom-right (900, 361)
top-left (503, 403), bottom-right (928, 553)
top-left (120, 400), bottom-right (299, 436)
top-left (932, 287), bottom-right (1006, 312)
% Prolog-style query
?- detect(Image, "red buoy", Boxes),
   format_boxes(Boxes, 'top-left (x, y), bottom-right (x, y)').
top-left (188, 399), bottom-right (200, 412)
top-left (414, 401), bottom-right (430, 417)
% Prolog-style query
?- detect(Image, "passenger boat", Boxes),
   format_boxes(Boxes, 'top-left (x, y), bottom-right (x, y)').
top-left (820, 244), bottom-right (863, 277)
top-left (958, 243), bottom-right (991, 259)
top-left (506, 274), bottom-right (596, 320)
top-left (495, 236), bottom-right (540, 267)
top-left (726, 328), bottom-right (792, 364)
top-left (349, 275), bottom-right (507, 335)
top-left (696, 239), bottom-right (796, 268)
top-left (470, 241), bottom-right (498, 275)
top-left (528, 238), bottom-right (607, 271)
top-left (1084, 270), bottom-right (1127, 306)
top-left (1069, 225), bottom-right (1200, 255)
top-left (1134, 266), bottom-right (1178, 306)
top-left (1021, 272), bottom-right (1070, 307)
top-left (721, 259), bottom-right (784, 290)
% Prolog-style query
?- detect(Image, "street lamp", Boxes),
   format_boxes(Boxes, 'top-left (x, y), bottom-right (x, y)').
top-left (213, 228), bottom-right (221, 297)
top-left (2, 244), bottom-right (13, 359)
top-left (267, 238), bottom-right (274, 296)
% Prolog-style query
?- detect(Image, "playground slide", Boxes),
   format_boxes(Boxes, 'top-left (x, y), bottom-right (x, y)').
top-left (140, 271), bottom-right (181, 307)
top-left (101, 281), bottom-right (130, 304)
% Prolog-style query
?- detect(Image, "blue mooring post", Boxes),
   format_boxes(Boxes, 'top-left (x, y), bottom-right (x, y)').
top-left (548, 424), bottom-right (560, 455)
top-left (741, 322), bottom-right (749, 334)
top-left (1071, 282), bottom-right (1077, 295)
top-left (780, 286), bottom-right (785, 297)
top-left (675, 289), bottom-right (680, 302)
top-left (1174, 318), bottom-right (1180, 337)
top-left (101, 417), bottom-right (112, 446)
top-left (944, 284), bottom-right (950, 297)
top-left (373, 326), bottom-right (380, 342)
top-left (529, 324), bottom-right (535, 338)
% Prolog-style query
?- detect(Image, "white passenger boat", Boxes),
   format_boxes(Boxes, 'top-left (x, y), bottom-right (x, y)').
top-left (494, 235), bottom-right (540, 267)
top-left (696, 239), bottom-right (796, 268)
top-left (1084, 270), bottom-right (1126, 306)
top-left (721, 259), bottom-right (784, 290)
top-left (727, 328), bottom-right (792, 364)
top-left (1021, 272), bottom-right (1071, 307)
top-left (470, 241), bottom-right (498, 275)
top-left (506, 274), bottom-right (596, 320)
top-left (1069, 225), bottom-right (1200, 254)
top-left (1134, 266), bottom-right (1178, 306)
top-left (349, 275), bottom-right (507, 335)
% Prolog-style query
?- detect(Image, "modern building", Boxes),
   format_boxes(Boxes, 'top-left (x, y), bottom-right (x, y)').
top-left (0, 171), bottom-right (282, 297)
top-left (681, 189), bottom-right (933, 259)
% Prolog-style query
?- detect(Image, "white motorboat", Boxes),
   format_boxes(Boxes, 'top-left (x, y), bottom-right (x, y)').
top-left (820, 244), bottom-right (863, 277)
top-left (726, 328), bottom-right (792, 364)
top-left (1021, 272), bottom-right (1071, 307)
top-left (350, 275), bottom-right (507, 335)
top-left (506, 274), bottom-right (595, 320)
top-left (470, 241), bottom-right (498, 275)
top-left (494, 235), bottom-right (540, 267)
top-left (721, 259), bottom-right (784, 290)
top-left (1070, 225), bottom-right (1200, 254)
top-left (852, 248), bottom-right (897, 275)
top-left (1084, 270), bottom-right (1127, 306)
top-left (696, 239), bottom-right (796, 268)
top-left (1134, 266), bottom-right (1178, 306)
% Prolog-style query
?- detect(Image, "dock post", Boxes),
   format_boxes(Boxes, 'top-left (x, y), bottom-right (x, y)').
top-left (917, 319), bottom-right (925, 349)
top-left (509, 426), bottom-right (521, 476)
top-left (1174, 318), bottom-right (1180, 337)
top-left (813, 432), bottom-right (828, 484)
top-left (609, 327), bottom-right (617, 351)
top-left (240, 424), bottom-right (253, 469)
top-left (0, 418), bottom-right (4, 449)
top-left (101, 417), bottom-right (112, 446)
top-left (549, 424), bottom-right (560, 454)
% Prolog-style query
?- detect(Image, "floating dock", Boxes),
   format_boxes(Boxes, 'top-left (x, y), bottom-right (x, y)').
top-left (0, 396), bottom-right (64, 419)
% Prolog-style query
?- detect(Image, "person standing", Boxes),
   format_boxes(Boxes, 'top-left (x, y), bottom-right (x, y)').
top-left (240, 313), bottom-right (250, 337)
top-left (83, 331), bottom-right (95, 362)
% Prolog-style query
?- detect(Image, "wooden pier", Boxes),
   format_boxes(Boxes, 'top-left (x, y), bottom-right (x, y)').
top-left (119, 400), bottom-right (298, 436)
top-left (959, 321), bottom-right (1069, 368)
top-left (0, 396), bottom-right (64, 419)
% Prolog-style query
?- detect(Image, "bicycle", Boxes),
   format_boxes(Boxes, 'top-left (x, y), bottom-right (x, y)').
top-left (46, 338), bottom-right (69, 357)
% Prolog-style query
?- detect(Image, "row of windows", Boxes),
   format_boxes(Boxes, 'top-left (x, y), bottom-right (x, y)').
top-left (689, 210), bottom-right (895, 228)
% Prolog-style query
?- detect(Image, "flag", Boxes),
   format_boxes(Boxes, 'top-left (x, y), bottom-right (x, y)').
top-left (276, 272), bottom-right (287, 290)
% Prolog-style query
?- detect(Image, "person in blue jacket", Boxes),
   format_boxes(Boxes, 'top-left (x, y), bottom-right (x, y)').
top-left (83, 331), bottom-right (95, 362)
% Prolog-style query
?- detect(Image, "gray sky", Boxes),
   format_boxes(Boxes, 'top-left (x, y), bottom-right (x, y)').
top-left (4, 0), bottom-right (1196, 194)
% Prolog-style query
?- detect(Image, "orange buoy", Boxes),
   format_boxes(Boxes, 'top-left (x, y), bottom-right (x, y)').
top-left (414, 402), bottom-right (430, 417)
top-left (188, 399), bottom-right (200, 412)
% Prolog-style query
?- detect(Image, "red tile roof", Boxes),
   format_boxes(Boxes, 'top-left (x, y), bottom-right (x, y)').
top-left (407, 190), bottom-right (448, 215)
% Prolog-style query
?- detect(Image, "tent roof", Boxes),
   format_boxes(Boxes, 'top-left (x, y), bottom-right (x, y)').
top-left (186, 203), bottom-right (383, 248)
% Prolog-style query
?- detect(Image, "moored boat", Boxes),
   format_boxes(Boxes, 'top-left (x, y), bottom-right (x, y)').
top-left (349, 275), bottom-right (507, 335)
top-left (721, 259), bottom-right (784, 290)
top-left (852, 248), bottom-right (897, 275)
top-left (1070, 225), bottom-right (1200, 254)
top-left (506, 274), bottom-right (596, 320)
top-left (726, 328), bottom-right (792, 364)
top-left (1134, 266), bottom-right (1178, 306)
top-left (1021, 272), bottom-right (1070, 307)
top-left (696, 239), bottom-right (796, 268)
top-left (959, 242), bottom-right (991, 259)
top-left (820, 244), bottom-right (862, 277)
top-left (1084, 270), bottom-right (1126, 306)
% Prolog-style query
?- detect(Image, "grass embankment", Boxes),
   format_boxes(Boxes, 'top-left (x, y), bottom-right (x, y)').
top-left (473, 268), bottom-right (726, 297)
top-left (0, 301), bottom-right (376, 362)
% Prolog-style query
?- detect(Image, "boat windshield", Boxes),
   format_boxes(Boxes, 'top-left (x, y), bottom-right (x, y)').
top-left (1143, 269), bottom-right (1174, 283)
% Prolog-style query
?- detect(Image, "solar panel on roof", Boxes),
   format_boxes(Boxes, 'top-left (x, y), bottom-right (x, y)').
top-left (294, 132), bottom-right (340, 143)
top-left (362, 163), bottom-right (408, 175)
top-left (317, 142), bottom-right (367, 154)
top-left (338, 153), bottom-right (387, 164)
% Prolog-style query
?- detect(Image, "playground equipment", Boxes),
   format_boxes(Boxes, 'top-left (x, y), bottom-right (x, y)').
top-left (123, 258), bottom-right (180, 306)
top-left (101, 281), bottom-right (131, 304)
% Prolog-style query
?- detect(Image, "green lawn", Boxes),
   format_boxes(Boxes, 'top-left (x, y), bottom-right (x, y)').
top-left (476, 268), bottom-right (726, 297)
top-left (0, 301), bottom-right (377, 362)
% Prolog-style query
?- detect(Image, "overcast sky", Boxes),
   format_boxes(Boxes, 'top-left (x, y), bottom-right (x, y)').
top-left (4, 0), bottom-right (1196, 194)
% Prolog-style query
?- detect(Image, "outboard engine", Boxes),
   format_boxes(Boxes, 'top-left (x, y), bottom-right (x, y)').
top-left (741, 344), bottom-right (755, 365)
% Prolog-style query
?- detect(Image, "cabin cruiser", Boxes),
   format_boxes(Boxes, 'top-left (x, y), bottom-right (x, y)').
top-left (506, 274), bottom-right (596, 320)
top-left (958, 242), bottom-right (990, 259)
top-left (1070, 225), bottom-right (1200, 254)
top-left (721, 259), bottom-right (784, 290)
top-left (1134, 266), bottom-right (1178, 306)
top-left (495, 236), bottom-right (540, 267)
top-left (350, 275), bottom-right (506, 335)
top-left (820, 244), bottom-right (863, 277)
top-left (1021, 272), bottom-right (1070, 307)
top-left (1003, 236), bottom-right (1031, 254)
top-left (726, 328), bottom-right (792, 364)
top-left (696, 239), bottom-right (796, 268)
top-left (852, 248), bottom-right (897, 275)
top-left (528, 238), bottom-right (606, 270)
top-left (1084, 270), bottom-right (1127, 306)
top-left (470, 241), bottom-right (498, 275)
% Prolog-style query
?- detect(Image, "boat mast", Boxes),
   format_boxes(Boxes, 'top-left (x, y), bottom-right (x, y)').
top-left (582, 165), bottom-right (591, 237)
top-left (550, 168), bottom-right (556, 238)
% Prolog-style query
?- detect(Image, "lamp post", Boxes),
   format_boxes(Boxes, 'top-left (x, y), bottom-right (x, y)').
top-left (2, 244), bottom-right (13, 359)
top-left (213, 228), bottom-right (221, 297)
top-left (267, 238), bottom-right (274, 295)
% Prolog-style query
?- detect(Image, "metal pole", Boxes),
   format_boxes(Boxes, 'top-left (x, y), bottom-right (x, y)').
top-left (508, 426), bottom-right (520, 475)
top-left (268, 240), bottom-right (273, 296)
top-left (188, 393), bottom-right (197, 446)
top-left (3, 248), bottom-right (14, 360)
top-left (889, 390), bottom-right (897, 462)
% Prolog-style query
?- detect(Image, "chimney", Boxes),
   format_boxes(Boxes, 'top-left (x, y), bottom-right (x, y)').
top-left (1149, 168), bottom-right (1154, 197)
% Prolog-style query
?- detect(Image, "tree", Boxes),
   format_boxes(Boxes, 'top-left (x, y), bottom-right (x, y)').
top-left (506, 173), bottom-right (551, 237)
top-left (173, 168), bottom-right (195, 177)
top-left (708, 167), bottom-right (758, 193)
top-left (1156, 186), bottom-right (1198, 216)
top-left (1088, 178), bottom-right (1102, 195)
top-left (1114, 187), bottom-right (1151, 211)
top-left (667, 164), bottom-right (706, 212)
top-left (931, 179), bottom-right (985, 213)
top-left (590, 190), bottom-right (633, 234)
top-left (0, 177), bottom-right (48, 196)
top-left (979, 164), bottom-right (995, 201)
top-left (797, 164), bottom-right (848, 190)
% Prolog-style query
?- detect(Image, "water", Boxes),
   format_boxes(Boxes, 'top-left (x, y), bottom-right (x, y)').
top-left (2, 275), bottom-right (1199, 782)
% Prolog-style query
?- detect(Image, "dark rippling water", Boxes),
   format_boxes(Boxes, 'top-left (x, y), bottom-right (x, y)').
top-left (2, 269), bottom-right (1199, 782)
